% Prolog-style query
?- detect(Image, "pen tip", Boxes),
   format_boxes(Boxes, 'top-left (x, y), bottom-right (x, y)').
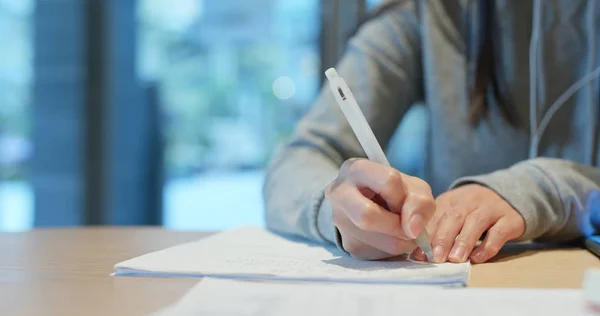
top-left (425, 251), bottom-right (434, 262)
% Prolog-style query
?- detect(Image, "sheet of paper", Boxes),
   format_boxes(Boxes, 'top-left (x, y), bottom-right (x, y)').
top-left (114, 226), bottom-right (470, 286)
top-left (154, 278), bottom-right (590, 316)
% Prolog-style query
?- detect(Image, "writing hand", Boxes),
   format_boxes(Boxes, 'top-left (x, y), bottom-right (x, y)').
top-left (326, 158), bottom-right (436, 260)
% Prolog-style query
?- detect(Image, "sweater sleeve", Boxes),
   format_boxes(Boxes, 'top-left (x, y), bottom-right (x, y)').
top-left (450, 158), bottom-right (600, 242)
top-left (263, 3), bottom-right (423, 247)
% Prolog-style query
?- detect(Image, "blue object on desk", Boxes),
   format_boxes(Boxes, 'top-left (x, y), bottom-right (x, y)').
top-left (586, 236), bottom-right (600, 259)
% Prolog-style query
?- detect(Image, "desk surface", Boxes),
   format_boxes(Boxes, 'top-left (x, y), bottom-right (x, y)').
top-left (0, 228), bottom-right (599, 316)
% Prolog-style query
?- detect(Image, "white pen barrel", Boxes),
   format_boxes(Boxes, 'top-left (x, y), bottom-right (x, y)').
top-left (326, 74), bottom-right (390, 165)
top-left (326, 67), bottom-right (433, 261)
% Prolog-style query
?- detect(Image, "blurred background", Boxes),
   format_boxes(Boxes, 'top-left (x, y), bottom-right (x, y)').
top-left (0, 0), bottom-right (427, 232)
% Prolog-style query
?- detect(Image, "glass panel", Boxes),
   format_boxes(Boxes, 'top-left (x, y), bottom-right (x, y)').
top-left (0, 0), bottom-right (34, 231)
top-left (367, 0), bottom-right (385, 10)
top-left (138, 0), bottom-right (321, 230)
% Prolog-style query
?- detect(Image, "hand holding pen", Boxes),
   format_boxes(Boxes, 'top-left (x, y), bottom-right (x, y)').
top-left (324, 68), bottom-right (435, 262)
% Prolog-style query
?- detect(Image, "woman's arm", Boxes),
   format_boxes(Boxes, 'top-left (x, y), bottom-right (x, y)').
top-left (408, 158), bottom-right (600, 264)
top-left (451, 158), bottom-right (600, 242)
top-left (263, 2), bottom-right (423, 247)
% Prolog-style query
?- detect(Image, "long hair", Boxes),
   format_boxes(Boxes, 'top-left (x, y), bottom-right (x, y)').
top-left (358, 0), bottom-right (517, 127)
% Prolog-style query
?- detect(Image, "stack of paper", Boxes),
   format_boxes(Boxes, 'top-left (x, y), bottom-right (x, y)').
top-left (155, 278), bottom-right (589, 316)
top-left (114, 227), bottom-right (470, 286)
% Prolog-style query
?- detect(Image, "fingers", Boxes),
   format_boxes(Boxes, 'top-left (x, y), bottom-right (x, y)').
top-left (337, 213), bottom-right (416, 257)
top-left (413, 184), bottom-right (525, 264)
top-left (400, 177), bottom-right (436, 239)
top-left (328, 158), bottom-right (436, 261)
top-left (335, 159), bottom-right (435, 240)
top-left (408, 213), bottom-right (442, 262)
top-left (430, 203), bottom-right (465, 263)
top-left (448, 210), bottom-right (499, 263)
top-left (411, 247), bottom-right (427, 261)
top-left (329, 183), bottom-right (408, 239)
top-left (341, 234), bottom-right (392, 261)
top-left (469, 217), bottom-right (518, 264)
top-left (340, 158), bottom-right (407, 213)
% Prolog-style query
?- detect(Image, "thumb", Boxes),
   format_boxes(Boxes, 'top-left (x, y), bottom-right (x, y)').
top-left (401, 193), bottom-right (436, 239)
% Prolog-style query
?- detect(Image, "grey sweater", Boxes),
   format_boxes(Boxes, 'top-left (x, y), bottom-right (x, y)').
top-left (263, 0), bottom-right (600, 250)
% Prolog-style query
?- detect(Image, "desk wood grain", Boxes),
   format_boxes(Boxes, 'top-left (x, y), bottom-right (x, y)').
top-left (0, 228), bottom-right (209, 316)
top-left (0, 228), bottom-right (599, 315)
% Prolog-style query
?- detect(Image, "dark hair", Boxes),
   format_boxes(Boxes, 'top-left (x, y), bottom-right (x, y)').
top-left (358, 0), bottom-right (517, 127)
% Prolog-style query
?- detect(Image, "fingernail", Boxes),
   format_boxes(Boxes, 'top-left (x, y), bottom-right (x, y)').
top-left (472, 251), bottom-right (485, 263)
top-left (433, 245), bottom-right (445, 263)
top-left (415, 248), bottom-right (425, 260)
top-left (449, 246), bottom-right (466, 262)
top-left (408, 214), bottom-right (426, 239)
top-left (409, 249), bottom-right (424, 261)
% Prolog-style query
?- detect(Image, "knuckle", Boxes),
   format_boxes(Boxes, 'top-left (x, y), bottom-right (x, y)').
top-left (444, 210), bottom-right (464, 222)
top-left (465, 211), bottom-right (482, 224)
top-left (343, 240), bottom-right (362, 255)
top-left (432, 233), bottom-right (451, 246)
top-left (490, 226), bottom-right (508, 240)
top-left (355, 205), bottom-right (376, 231)
top-left (485, 243), bottom-right (501, 256)
top-left (341, 157), bottom-right (359, 169)
top-left (435, 191), bottom-right (449, 203)
top-left (324, 183), bottom-right (334, 199)
top-left (449, 197), bottom-right (463, 212)
top-left (412, 176), bottom-right (432, 193)
top-left (325, 178), bottom-right (345, 200)
top-left (451, 209), bottom-right (465, 221)
top-left (385, 170), bottom-right (404, 188)
top-left (345, 158), bottom-right (364, 176)
top-left (453, 237), bottom-right (471, 248)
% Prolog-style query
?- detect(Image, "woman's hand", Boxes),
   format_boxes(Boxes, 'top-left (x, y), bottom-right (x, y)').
top-left (325, 158), bottom-right (436, 260)
top-left (412, 184), bottom-right (525, 264)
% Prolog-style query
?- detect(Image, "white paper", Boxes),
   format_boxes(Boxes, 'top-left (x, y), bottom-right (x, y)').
top-left (115, 226), bottom-right (470, 285)
top-left (155, 278), bottom-right (590, 316)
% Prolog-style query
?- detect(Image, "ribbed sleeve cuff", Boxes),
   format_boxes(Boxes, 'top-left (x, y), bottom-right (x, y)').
top-left (316, 196), bottom-right (345, 251)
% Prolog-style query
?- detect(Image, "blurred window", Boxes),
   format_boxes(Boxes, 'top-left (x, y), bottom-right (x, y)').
top-left (138, 0), bottom-right (321, 230)
top-left (0, 0), bottom-right (34, 231)
top-left (367, 0), bottom-right (385, 9)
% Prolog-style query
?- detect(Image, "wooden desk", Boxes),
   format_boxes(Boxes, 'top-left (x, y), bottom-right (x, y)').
top-left (0, 228), bottom-right (599, 316)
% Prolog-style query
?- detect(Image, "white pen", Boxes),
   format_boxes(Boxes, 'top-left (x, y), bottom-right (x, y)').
top-left (325, 67), bottom-right (434, 262)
